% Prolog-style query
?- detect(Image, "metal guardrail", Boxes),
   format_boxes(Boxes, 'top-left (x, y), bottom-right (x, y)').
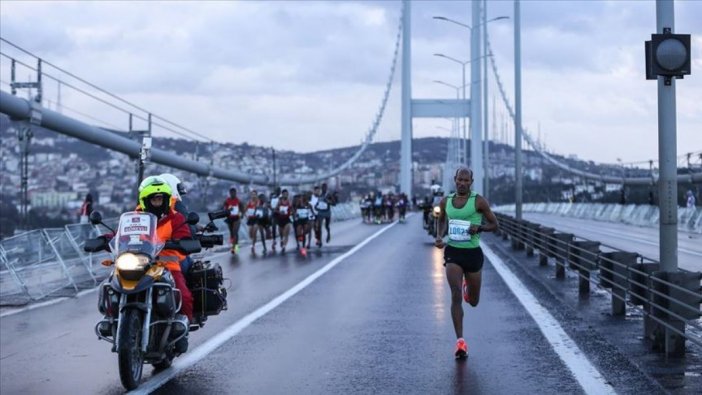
top-left (0, 203), bottom-right (360, 306)
top-left (494, 212), bottom-right (702, 356)
top-left (494, 202), bottom-right (702, 234)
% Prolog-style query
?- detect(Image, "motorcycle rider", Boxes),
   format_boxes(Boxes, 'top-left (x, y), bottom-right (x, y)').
top-left (137, 176), bottom-right (194, 352)
top-left (158, 173), bottom-right (195, 272)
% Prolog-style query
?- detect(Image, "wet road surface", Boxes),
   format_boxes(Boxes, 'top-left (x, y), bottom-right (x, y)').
top-left (0, 215), bottom-right (682, 394)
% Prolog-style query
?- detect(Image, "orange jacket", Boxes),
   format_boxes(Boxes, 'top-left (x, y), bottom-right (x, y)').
top-left (155, 210), bottom-right (191, 272)
top-left (133, 205), bottom-right (192, 272)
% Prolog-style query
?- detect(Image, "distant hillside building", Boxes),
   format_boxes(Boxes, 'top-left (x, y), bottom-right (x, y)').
top-left (30, 191), bottom-right (78, 208)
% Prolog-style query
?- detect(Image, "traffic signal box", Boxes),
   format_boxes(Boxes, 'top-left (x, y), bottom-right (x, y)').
top-left (646, 29), bottom-right (692, 84)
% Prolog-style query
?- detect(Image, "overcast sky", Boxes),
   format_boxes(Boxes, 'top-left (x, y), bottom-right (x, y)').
top-left (1, 0), bottom-right (700, 166)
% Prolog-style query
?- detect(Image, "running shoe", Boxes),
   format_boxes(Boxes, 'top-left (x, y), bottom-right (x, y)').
top-left (326, 233), bottom-right (330, 243)
top-left (235, 244), bottom-right (240, 254)
top-left (462, 279), bottom-right (470, 304)
top-left (455, 338), bottom-right (468, 359)
top-left (300, 247), bottom-right (307, 257)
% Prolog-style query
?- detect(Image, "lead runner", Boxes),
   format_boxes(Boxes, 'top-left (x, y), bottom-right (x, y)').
top-left (434, 167), bottom-right (499, 359)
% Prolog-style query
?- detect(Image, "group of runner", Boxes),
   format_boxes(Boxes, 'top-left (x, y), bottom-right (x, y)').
top-left (359, 191), bottom-right (409, 224)
top-left (223, 183), bottom-right (338, 257)
top-left (221, 168), bottom-right (498, 360)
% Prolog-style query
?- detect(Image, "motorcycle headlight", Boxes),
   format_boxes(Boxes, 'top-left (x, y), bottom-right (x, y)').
top-left (115, 253), bottom-right (149, 271)
top-left (433, 206), bottom-right (441, 217)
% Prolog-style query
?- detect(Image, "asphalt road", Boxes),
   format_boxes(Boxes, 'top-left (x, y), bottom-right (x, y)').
top-left (0, 215), bottom-right (673, 394)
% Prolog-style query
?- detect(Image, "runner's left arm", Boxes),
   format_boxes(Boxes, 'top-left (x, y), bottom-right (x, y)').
top-left (476, 196), bottom-right (499, 233)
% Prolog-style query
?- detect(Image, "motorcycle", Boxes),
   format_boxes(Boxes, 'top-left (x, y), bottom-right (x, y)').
top-left (428, 203), bottom-right (441, 238)
top-left (420, 198), bottom-right (442, 238)
top-left (85, 209), bottom-right (226, 390)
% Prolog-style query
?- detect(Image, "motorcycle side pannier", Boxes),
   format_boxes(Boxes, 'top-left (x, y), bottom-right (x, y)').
top-left (187, 261), bottom-right (227, 316)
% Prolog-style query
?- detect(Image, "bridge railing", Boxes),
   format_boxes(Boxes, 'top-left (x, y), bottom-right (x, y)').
top-left (0, 203), bottom-right (360, 307)
top-left (494, 212), bottom-right (702, 357)
top-left (494, 202), bottom-right (702, 234)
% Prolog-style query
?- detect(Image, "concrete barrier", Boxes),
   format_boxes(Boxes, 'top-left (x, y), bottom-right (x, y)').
top-left (494, 203), bottom-right (702, 234)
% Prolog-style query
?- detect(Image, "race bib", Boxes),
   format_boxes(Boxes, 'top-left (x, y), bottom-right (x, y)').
top-left (279, 206), bottom-right (289, 215)
top-left (316, 201), bottom-right (328, 210)
top-left (448, 219), bottom-right (472, 242)
top-left (120, 214), bottom-right (152, 236)
top-left (229, 206), bottom-right (239, 216)
top-left (255, 208), bottom-right (265, 218)
top-left (246, 208), bottom-right (255, 217)
top-left (297, 208), bottom-right (309, 218)
top-left (271, 198), bottom-right (279, 208)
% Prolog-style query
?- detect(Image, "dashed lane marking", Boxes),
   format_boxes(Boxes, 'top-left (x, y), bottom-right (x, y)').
top-left (130, 220), bottom-right (400, 395)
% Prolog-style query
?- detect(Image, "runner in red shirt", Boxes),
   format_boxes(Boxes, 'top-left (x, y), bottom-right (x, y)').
top-left (223, 187), bottom-right (245, 254)
top-left (245, 191), bottom-right (260, 255)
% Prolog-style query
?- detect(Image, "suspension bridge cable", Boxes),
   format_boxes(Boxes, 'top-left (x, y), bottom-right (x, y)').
top-left (1, 53), bottom-right (199, 140)
top-left (0, 5), bottom-right (405, 186)
top-left (485, 35), bottom-right (701, 184)
top-left (1, 37), bottom-right (214, 142)
top-left (295, 2), bottom-right (404, 182)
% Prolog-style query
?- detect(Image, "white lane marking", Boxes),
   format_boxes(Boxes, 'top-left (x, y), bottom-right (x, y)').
top-left (482, 243), bottom-right (617, 395)
top-left (0, 250), bottom-right (234, 318)
top-left (130, 220), bottom-right (399, 395)
top-left (0, 288), bottom-right (98, 318)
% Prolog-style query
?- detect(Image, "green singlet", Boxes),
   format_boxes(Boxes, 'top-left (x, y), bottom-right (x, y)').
top-left (446, 191), bottom-right (483, 249)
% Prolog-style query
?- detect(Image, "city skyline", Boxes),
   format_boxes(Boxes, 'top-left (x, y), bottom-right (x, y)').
top-left (0, 0), bottom-right (700, 166)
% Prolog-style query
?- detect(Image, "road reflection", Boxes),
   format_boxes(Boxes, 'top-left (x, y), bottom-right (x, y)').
top-left (431, 246), bottom-right (446, 322)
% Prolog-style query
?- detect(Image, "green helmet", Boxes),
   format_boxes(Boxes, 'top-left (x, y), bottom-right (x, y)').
top-left (138, 176), bottom-right (172, 216)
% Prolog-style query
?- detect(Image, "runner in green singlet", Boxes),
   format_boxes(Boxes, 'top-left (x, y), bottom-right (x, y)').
top-left (435, 167), bottom-right (499, 359)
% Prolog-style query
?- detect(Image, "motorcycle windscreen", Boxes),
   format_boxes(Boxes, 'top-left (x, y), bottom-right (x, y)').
top-left (109, 211), bottom-right (164, 258)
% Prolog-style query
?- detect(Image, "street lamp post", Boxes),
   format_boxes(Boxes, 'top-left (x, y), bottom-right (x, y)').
top-left (514, 0), bottom-right (523, 220)
top-left (434, 54), bottom-right (470, 166)
top-left (434, 14), bottom-right (508, 196)
top-left (437, 125), bottom-right (457, 189)
top-left (271, 148), bottom-right (277, 188)
top-left (434, 53), bottom-right (493, 170)
top-left (434, 79), bottom-right (470, 165)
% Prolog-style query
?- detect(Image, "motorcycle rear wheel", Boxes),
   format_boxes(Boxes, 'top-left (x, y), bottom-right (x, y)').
top-left (118, 309), bottom-right (145, 390)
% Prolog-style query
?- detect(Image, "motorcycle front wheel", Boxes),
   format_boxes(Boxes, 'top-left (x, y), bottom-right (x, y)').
top-left (152, 348), bottom-right (174, 370)
top-left (118, 309), bottom-right (145, 390)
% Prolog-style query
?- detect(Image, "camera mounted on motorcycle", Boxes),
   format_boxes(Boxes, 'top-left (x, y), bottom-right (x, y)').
top-left (208, 209), bottom-right (229, 221)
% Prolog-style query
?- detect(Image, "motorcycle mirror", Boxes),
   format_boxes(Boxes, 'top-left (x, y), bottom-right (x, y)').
top-left (186, 212), bottom-right (200, 225)
top-left (84, 237), bottom-right (107, 252)
top-left (208, 209), bottom-right (229, 221)
top-left (89, 211), bottom-right (103, 225)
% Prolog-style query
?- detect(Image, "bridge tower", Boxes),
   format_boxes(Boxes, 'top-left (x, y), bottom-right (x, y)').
top-left (400, 0), bottom-right (475, 196)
